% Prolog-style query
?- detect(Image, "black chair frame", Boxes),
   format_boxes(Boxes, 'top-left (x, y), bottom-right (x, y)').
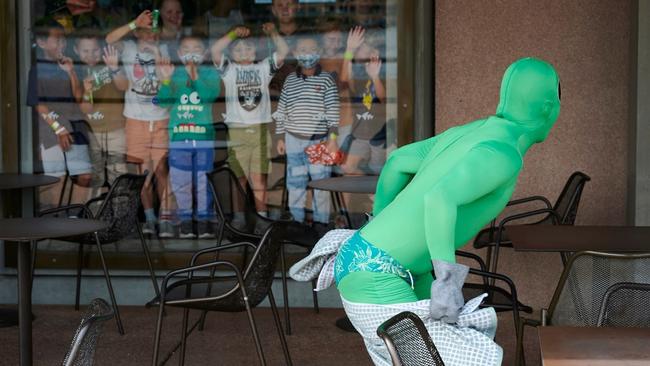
top-left (151, 224), bottom-right (292, 366)
top-left (35, 172), bottom-right (160, 335)
top-left (205, 166), bottom-right (319, 335)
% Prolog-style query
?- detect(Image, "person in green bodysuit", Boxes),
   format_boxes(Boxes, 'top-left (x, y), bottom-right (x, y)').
top-left (334, 57), bottom-right (561, 323)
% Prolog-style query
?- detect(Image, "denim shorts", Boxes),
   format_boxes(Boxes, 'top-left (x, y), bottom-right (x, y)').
top-left (334, 231), bottom-right (414, 288)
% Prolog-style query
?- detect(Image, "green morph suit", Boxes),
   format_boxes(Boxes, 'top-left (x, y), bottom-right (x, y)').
top-left (337, 58), bottom-right (561, 310)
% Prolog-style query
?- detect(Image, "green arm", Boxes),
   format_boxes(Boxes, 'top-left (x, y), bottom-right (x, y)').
top-left (423, 142), bottom-right (521, 263)
top-left (373, 136), bottom-right (439, 215)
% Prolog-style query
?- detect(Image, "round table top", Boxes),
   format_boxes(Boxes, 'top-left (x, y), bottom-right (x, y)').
top-left (0, 173), bottom-right (59, 190)
top-left (308, 175), bottom-right (379, 194)
top-left (0, 218), bottom-right (108, 241)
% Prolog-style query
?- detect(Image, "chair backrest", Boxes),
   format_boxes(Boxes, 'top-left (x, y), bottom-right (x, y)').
top-left (213, 122), bottom-right (229, 168)
top-left (597, 282), bottom-right (650, 327)
top-left (92, 172), bottom-right (147, 243)
top-left (241, 223), bottom-right (286, 307)
top-left (62, 298), bottom-right (114, 366)
top-left (376, 311), bottom-right (445, 366)
top-left (207, 166), bottom-right (265, 234)
top-left (548, 251), bottom-right (650, 326)
top-left (545, 171), bottom-right (591, 225)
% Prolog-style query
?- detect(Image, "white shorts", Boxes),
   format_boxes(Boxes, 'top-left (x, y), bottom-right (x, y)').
top-left (40, 143), bottom-right (92, 177)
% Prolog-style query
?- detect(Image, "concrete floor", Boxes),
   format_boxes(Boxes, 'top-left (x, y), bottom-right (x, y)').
top-left (0, 304), bottom-right (542, 365)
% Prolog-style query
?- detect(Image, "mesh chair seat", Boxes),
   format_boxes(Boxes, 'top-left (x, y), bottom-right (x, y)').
top-left (518, 252), bottom-right (650, 365)
top-left (463, 283), bottom-right (533, 314)
top-left (377, 311), bottom-right (445, 366)
top-left (152, 224), bottom-right (292, 366)
top-left (597, 282), bottom-right (650, 327)
top-left (62, 298), bottom-right (114, 366)
top-left (549, 252), bottom-right (650, 327)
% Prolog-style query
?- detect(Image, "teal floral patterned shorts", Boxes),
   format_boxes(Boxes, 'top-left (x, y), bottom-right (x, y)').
top-left (334, 231), bottom-right (414, 287)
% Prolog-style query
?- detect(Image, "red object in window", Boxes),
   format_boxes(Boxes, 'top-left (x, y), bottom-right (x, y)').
top-left (304, 141), bottom-right (345, 166)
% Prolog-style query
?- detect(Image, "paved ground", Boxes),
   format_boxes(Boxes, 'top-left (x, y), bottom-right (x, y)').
top-left (0, 305), bottom-right (541, 365)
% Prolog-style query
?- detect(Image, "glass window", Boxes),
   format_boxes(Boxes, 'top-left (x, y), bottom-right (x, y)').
top-left (18, 0), bottom-right (404, 269)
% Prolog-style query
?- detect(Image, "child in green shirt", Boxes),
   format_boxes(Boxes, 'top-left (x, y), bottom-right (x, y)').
top-left (157, 34), bottom-right (220, 238)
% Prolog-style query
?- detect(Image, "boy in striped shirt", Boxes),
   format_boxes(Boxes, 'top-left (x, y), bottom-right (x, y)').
top-left (274, 34), bottom-right (340, 228)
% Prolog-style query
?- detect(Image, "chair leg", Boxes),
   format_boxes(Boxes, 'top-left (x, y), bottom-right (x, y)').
top-left (511, 303), bottom-right (523, 366)
top-left (94, 233), bottom-right (124, 335)
top-left (280, 243), bottom-right (291, 335)
top-left (136, 218), bottom-right (160, 298)
top-left (197, 222), bottom-right (225, 331)
top-left (515, 318), bottom-right (525, 366)
top-left (485, 245), bottom-right (493, 272)
top-left (268, 289), bottom-right (293, 366)
top-left (243, 297), bottom-right (266, 366)
top-left (58, 173), bottom-right (69, 208)
top-left (178, 308), bottom-right (190, 366)
top-left (75, 244), bottom-right (84, 311)
top-left (311, 279), bottom-right (319, 314)
top-left (152, 303), bottom-right (166, 366)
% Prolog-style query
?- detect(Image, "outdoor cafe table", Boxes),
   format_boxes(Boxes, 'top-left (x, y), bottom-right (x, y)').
top-left (0, 173), bottom-right (59, 191)
top-left (0, 173), bottom-right (59, 328)
top-left (307, 175), bottom-right (379, 228)
top-left (0, 217), bottom-right (108, 366)
top-left (539, 326), bottom-right (650, 365)
top-left (507, 225), bottom-right (650, 252)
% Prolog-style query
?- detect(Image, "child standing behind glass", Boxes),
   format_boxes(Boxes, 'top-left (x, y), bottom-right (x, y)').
top-left (105, 10), bottom-right (173, 237)
top-left (75, 34), bottom-right (128, 187)
top-left (157, 34), bottom-right (220, 239)
top-left (273, 34), bottom-right (340, 229)
top-left (210, 24), bottom-right (289, 220)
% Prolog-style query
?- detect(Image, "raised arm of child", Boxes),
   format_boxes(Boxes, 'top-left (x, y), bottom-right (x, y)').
top-left (211, 26), bottom-right (250, 67)
top-left (103, 45), bottom-right (128, 91)
top-left (155, 56), bottom-right (176, 108)
top-left (366, 55), bottom-right (385, 103)
top-left (57, 56), bottom-right (84, 103)
top-left (325, 78), bottom-right (341, 154)
top-left (262, 22), bottom-right (288, 67)
top-left (105, 10), bottom-right (152, 49)
top-left (340, 26), bottom-right (365, 91)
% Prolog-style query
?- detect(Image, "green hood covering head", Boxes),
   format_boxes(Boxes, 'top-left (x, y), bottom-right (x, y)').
top-left (496, 57), bottom-right (561, 142)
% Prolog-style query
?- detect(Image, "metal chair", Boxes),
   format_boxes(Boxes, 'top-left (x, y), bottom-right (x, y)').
top-left (150, 223), bottom-right (292, 366)
top-left (597, 282), bottom-right (650, 327)
top-left (36, 172), bottom-right (160, 334)
top-left (377, 311), bottom-right (445, 366)
top-left (206, 166), bottom-right (320, 334)
top-left (473, 171), bottom-right (591, 273)
top-left (62, 298), bottom-right (114, 366)
top-left (456, 250), bottom-right (527, 364)
top-left (518, 251), bottom-right (650, 365)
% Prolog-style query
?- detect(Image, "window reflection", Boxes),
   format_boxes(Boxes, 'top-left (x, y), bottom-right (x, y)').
top-left (28, 0), bottom-right (396, 242)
